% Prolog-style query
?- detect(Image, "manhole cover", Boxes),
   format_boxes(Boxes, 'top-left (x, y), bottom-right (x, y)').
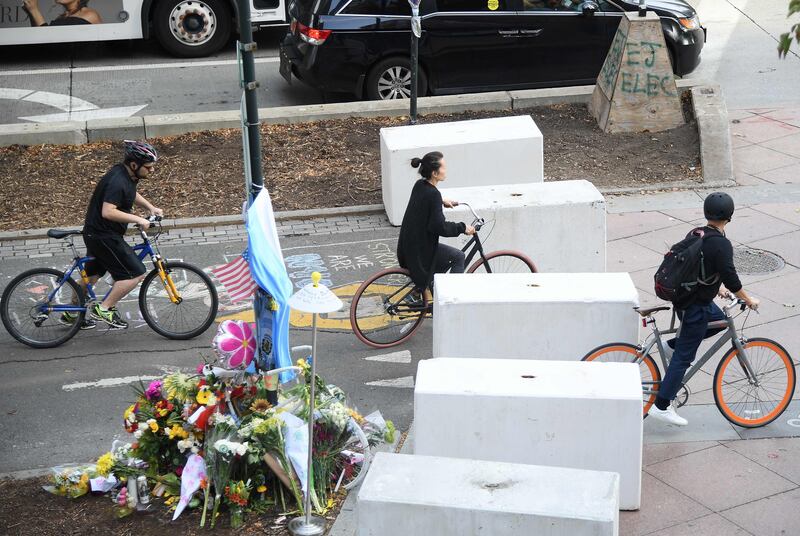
top-left (733, 247), bottom-right (784, 275)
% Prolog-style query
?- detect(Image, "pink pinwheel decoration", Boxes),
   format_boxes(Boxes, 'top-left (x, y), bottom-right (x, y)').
top-left (212, 320), bottom-right (256, 369)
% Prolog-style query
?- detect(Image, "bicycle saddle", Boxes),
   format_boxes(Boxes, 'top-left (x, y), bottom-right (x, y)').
top-left (634, 305), bottom-right (671, 317)
top-left (47, 229), bottom-right (83, 239)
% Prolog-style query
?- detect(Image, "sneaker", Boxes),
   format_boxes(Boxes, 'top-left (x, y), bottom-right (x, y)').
top-left (89, 303), bottom-right (128, 329)
top-left (59, 311), bottom-right (97, 330)
top-left (648, 405), bottom-right (688, 426)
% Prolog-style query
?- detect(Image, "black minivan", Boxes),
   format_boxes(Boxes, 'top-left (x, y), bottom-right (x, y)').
top-left (279, 0), bottom-right (705, 100)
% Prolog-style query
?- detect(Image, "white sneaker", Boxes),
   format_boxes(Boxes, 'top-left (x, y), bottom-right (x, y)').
top-left (648, 405), bottom-right (688, 426)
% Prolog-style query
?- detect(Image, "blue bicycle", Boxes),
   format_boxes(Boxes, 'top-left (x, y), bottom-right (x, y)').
top-left (1, 217), bottom-right (219, 348)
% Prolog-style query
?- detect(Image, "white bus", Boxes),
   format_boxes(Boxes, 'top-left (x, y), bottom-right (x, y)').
top-left (0, 0), bottom-right (288, 57)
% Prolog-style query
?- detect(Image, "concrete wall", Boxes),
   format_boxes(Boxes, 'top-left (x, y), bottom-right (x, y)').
top-left (379, 115), bottom-right (543, 226)
top-left (432, 272), bottom-right (640, 361)
top-left (357, 452), bottom-right (619, 535)
top-left (414, 358), bottom-right (642, 510)
top-left (439, 179), bottom-right (606, 272)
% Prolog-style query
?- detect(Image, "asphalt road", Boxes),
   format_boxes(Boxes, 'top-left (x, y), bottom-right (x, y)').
top-left (0, 227), bottom-right (446, 474)
top-left (0, 0), bottom-right (798, 124)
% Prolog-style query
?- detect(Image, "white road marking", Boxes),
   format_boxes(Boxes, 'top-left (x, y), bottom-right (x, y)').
top-left (0, 88), bottom-right (34, 100)
top-left (62, 375), bottom-right (161, 391)
top-left (22, 90), bottom-right (98, 112)
top-left (0, 57), bottom-right (281, 77)
top-left (365, 376), bottom-right (415, 388)
top-left (364, 350), bottom-right (412, 364)
top-left (19, 105), bottom-right (148, 123)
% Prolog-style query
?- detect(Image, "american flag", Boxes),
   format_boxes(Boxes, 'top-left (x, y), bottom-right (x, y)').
top-left (211, 251), bottom-right (258, 303)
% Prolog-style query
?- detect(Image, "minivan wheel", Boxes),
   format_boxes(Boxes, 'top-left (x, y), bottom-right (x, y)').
top-left (153, 0), bottom-right (232, 58)
top-left (366, 57), bottom-right (428, 101)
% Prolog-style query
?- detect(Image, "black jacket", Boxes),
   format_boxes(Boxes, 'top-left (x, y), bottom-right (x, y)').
top-left (693, 226), bottom-right (742, 306)
top-left (397, 180), bottom-right (466, 288)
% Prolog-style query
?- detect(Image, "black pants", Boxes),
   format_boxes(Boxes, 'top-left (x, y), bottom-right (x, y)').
top-left (432, 244), bottom-right (466, 280)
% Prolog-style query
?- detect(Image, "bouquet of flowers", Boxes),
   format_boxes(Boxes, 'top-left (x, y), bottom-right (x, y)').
top-left (42, 464), bottom-right (97, 498)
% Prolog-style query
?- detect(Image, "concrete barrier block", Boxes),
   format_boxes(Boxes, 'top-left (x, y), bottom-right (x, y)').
top-left (416, 91), bottom-right (513, 114)
top-left (0, 121), bottom-right (86, 147)
top-left (358, 452), bottom-right (619, 535)
top-left (432, 272), bottom-right (639, 361)
top-left (439, 180), bottom-right (606, 272)
top-left (143, 110), bottom-right (241, 138)
top-left (691, 85), bottom-right (734, 184)
top-left (414, 358), bottom-right (642, 510)
top-left (86, 116), bottom-right (145, 143)
top-left (380, 115), bottom-right (543, 225)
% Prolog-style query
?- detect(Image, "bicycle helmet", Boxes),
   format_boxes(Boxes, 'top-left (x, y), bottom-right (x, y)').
top-left (703, 192), bottom-right (734, 221)
top-left (123, 140), bottom-right (158, 165)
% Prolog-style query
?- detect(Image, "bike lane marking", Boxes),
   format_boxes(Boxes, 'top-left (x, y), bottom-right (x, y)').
top-left (364, 350), bottom-right (412, 364)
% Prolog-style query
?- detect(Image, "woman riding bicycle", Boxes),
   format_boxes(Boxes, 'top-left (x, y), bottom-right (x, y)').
top-left (396, 151), bottom-right (475, 306)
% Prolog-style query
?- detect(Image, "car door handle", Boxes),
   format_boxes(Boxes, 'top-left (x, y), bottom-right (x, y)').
top-left (520, 29), bottom-right (543, 37)
top-left (497, 30), bottom-right (520, 37)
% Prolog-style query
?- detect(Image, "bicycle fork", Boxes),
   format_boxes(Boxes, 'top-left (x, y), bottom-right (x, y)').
top-left (154, 258), bottom-right (182, 305)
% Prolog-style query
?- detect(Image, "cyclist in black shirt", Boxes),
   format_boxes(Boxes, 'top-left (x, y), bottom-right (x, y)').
top-left (64, 141), bottom-right (163, 330)
top-left (649, 192), bottom-right (760, 426)
top-left (396, 151), bottom-right (475, 306)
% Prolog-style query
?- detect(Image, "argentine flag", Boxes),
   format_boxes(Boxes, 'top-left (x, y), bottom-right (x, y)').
top-left (246, 189), bottom-right (295, 383)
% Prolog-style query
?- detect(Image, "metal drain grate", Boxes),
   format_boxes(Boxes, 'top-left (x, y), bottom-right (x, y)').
top-left (733, 247), bottom-right (785, 275)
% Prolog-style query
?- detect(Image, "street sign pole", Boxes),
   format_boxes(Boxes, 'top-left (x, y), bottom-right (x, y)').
top-left (408, 0), bottom-right (422, 124)
top-left (237, 0), bottom-right (263, 206)
top-left (638, 0), bottom-right (646, 16)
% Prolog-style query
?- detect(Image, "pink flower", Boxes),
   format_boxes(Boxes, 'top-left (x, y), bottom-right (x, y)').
top-left (196, 363), bottom-right (206, 374)
top-left (213, 320), bottom-right (255, 370)
top-left (145, 380), bottom-right (163, 400)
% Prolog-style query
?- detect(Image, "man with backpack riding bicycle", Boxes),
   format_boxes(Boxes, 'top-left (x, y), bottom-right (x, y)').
top-left (649, 192), bottom-right (760, 426)
top-left (61, 140), bottom-right (163, 330)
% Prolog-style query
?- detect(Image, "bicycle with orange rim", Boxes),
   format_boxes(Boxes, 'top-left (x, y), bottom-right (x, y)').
top-left (582, 298), bottom-right (796, 428)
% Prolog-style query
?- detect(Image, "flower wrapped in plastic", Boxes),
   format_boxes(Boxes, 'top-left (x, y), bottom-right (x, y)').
top-left (42, 464), bottom-right (98, 498)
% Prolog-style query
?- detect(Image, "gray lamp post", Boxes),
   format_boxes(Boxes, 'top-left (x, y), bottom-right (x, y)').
top-left (408, 0), bottom-right (422, 124)
top-left (639, 0), bottom-right (646, 16)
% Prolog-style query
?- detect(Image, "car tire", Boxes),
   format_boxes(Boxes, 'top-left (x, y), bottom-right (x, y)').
top-left (153, 0), bottom-right (232, 58)
top-left (366, 57), bottom-right (428, 101)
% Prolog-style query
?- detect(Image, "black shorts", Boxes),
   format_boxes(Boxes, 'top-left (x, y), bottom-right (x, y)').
top-left (84, 233), bottom-right (147, 281)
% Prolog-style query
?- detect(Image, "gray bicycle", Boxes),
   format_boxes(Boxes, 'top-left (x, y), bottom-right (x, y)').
top-left (582, 298), bottom-right (796, 428)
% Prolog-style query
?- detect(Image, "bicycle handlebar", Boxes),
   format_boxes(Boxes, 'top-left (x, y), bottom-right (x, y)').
top-left (450, 201), bottom-right (485, 231)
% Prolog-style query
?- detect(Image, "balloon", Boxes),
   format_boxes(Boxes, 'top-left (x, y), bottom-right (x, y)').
top-left (212, 320), bottom-right (256, 370)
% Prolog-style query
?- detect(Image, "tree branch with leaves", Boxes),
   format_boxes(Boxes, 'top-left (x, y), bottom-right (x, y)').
top-left (779, 0), bottom-right (800, 57)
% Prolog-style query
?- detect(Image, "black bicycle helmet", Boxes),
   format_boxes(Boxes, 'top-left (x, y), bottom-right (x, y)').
top-left (123, 140), bottom-right (158, 165)
top-left (704, 192), bottom-right (734, 221)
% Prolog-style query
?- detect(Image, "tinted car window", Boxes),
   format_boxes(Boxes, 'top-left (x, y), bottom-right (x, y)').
top-left (435, 0), bottom-right (510, 12)
top-left (341, 0), bottom-right (412, 15)
top-left (522, 0), bottom-right (613, 11)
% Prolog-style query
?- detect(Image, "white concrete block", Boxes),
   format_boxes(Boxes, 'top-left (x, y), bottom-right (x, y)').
top-left (380, 116), bottom-right (543, 226)
top-left (440, 180), bottom-right (606, 272)
top-left (433, 272), bottom-right (639, 361)
top-left (357, 452), bottom-right (619, 536)
top-left (414, 358), bottom-right (642, 510)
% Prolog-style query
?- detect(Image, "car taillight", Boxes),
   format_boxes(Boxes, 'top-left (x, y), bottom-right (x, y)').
top-left (297, 22), bottom-right (331, 45)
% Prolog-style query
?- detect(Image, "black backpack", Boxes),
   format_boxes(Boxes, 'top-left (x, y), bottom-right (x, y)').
top-left (654, 228), bottom-right (720, 306)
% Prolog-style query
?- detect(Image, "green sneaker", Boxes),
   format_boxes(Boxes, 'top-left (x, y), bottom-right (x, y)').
top-left (59, 311), bottom-right (97, 330)
top-left (89, 303), bottom-right (128, 329)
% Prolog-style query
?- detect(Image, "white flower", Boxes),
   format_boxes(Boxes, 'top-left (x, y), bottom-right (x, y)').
top-left (190, 446), bottom-right (199, 454)
top-left (133, 429), bottom-right (144, 439)
top-left (214, 439), bottom-right (248, 457)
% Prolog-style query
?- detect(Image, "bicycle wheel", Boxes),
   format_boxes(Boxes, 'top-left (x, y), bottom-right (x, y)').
top-left (139, 261), bottom-right (218, 340)
top-left (350, 268), bottom-right (426, 348)
top-left (467, 250), bottom-right (538, 273)
top-left (332, 418), bottom-right (373, 491)
top-left (1, 268), bottom-right (84, 348)
top-left (582, 342), bottom-right (662, 416)
top-left (713, 338), bottom-right (796, 428)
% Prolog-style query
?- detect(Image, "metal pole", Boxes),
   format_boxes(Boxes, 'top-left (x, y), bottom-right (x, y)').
top-left (237, 0), bottom-right (263, 206)
top-left (638, 0), bottom-right (646, 16)
top-left (305, 313), bottom-right (318, 523)
top-left (409, 27), bottom-right (419, 124)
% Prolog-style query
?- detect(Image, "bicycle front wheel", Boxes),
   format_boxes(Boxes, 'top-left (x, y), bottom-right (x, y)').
top-left (714, 338), bottom-right (796, 428)
top-left (139, 261), bottom-right (218, 340)
top-left (583, 342), bottom-right (662, 416)
top-left (467, 250), bottom-right (538, 273)
top-left (333, 418), bottom-right (373, 491)
top-left (350, 268), bottom-right (426, 348)
top-left (1, 268), bottom-right (85, 348)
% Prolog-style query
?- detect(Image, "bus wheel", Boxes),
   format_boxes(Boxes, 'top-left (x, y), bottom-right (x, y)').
top-left (153, 0), bottom-right (232, 58)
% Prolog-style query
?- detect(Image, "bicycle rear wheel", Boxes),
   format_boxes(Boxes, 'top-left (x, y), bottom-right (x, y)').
top-left (1, 268), bottom-right (84, 348)
top-left (467, 250), bottom-right (537, 273)
top-left (350, 268), bottom-right (426, 348)
top-left (582, 342), bottom-right (661, 416)
top-left (332, 418), bottom-right (372, 491)
top-left (139, 261), bottom-right (218, 340)
top-left (714, 338), bottom-right (796, 428)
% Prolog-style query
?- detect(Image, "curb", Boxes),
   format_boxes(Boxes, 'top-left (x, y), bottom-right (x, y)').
top-left (0, 80), bottom-right (704, 147)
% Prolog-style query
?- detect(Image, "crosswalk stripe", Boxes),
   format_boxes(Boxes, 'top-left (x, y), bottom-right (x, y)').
top-left (364, 350), bottom-right (412, 364)
top-left (365, 376), bottom-right (415, 389)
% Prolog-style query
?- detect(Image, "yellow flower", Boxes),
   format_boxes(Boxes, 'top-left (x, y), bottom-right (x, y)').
top-left (123, 405), bottom-right (135, 422)
top-left (348, 409), bottom-right (364, 424)
top-left (167, 388), bottom-right (177, 401)
top-left (296, 358), bottom-right (310, 372)
top-left (256, 485), bottom-right (267, 493)
top-left (96, 452), bottom-right (114, 476)
top-left (165, 495), bottom-right (177, 506)
top-left (147, 419), bottom-right (159, 433)
top-left (249, 398), bottom-right (272, 414)
top-left (196, 387), bottom-right (211, 405)
top-left (167, 424), bottom-right (189, 440)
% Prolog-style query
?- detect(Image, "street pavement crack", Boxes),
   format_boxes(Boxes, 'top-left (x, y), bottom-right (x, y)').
top-left (0, 345), bottom-right (210, 366)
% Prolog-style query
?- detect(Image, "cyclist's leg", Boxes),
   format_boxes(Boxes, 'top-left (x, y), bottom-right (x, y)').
top-left (85, 234), bottom-right (146, 327)
top-left (664, 303), bottom-right (726, 351)
top-left (433, 243), bottom-right (466, 274)
top-left (656, 304), bottom-right (709, 408)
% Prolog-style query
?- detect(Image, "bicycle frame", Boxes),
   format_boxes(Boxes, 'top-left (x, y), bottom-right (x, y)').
top-left (455, 202), bottom-right (491, 271)
top-left (638, 300), bottom-right (759, 397)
